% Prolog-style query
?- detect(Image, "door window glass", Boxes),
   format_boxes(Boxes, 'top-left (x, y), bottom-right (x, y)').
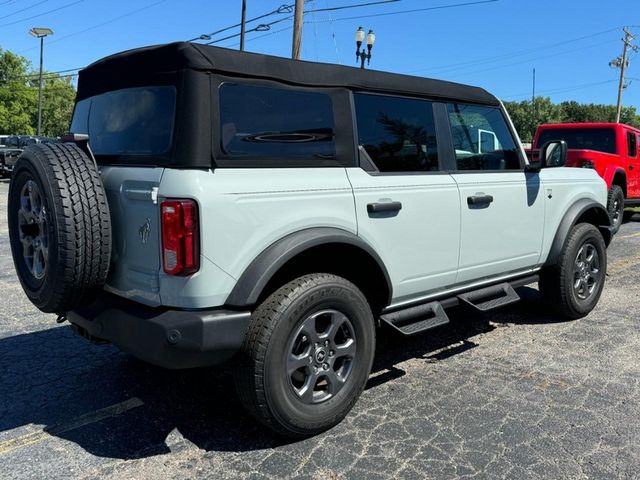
top-left (628, 131), bottom-right (637, 157)
top-left (354, 93), bottom-right (439, 172)
top-left (447, 103), bottom-right (520, 171)
top-left (219, 83), bottom-right (336, 160)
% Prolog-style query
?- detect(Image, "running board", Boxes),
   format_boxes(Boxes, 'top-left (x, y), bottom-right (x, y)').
top-left (457, 283), bottom-right (520, 312)
top-left (380, 301), bottom-right (450, 336)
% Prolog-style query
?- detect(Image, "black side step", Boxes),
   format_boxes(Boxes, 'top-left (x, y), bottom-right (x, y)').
top-left (457, 283), bottom-right (520, 312)
top-left (380, 301), bottom-right (450, 336)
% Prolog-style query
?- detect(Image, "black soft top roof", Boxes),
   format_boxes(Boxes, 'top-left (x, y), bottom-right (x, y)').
top-left (77, 42), bottom-right (499, 105)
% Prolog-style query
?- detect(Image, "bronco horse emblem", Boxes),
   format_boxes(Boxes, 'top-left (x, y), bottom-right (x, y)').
top-left (138, 218), bottom-right (151, 244)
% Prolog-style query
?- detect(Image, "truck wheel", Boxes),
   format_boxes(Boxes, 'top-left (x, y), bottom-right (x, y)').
top-left (7, 143), bottom-right (111, 313)
top-left (607, 185), bottom-right (624, 234)
top-left (539, 223), bottom-right (606, 319)
top-left (235, 274), bottom-right (375, 437)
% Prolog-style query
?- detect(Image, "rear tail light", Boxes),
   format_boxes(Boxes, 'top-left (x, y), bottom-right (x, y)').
top-left (581, 159), bottom-right (595, 169)
top-left (161, 199), bottom-right (199, 276)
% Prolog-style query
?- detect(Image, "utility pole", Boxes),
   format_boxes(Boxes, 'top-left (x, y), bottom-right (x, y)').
top-left (292, 0), bottom-right (304, 59)
top-left (239, 0), bottom-right (247, 51)
top-left (610, 27), bottom-right (637, 123)
top-left (531, 68), bottom-right (536, 127)
top-left (29, 28), bottom-right (53, 137)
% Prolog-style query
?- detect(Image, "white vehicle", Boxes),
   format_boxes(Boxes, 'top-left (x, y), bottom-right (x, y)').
top-left (8, 43), bottom-right (612, 437)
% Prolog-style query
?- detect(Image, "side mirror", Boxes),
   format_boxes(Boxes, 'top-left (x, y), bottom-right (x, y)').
top-left (539, 140), bottom-right (568, 168)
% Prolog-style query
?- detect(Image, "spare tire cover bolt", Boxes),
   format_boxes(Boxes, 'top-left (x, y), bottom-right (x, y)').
top-left (167, 329), bottom-right (181, 344)
top-left (322, 363), bottom-right (329, 370)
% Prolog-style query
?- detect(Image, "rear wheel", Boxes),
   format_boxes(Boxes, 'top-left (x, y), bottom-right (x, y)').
top-left (607, 185), bottom-right (624, 234)
top-left (539, 223), bottom-right (606, 319)
top-left (235, 274), bottom-right (375, 437)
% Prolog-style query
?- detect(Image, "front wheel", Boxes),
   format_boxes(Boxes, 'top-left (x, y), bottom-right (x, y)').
top-left (234, 274), bottom-right (375, 437)
top-left (539, 223), bottom-right (607, 319)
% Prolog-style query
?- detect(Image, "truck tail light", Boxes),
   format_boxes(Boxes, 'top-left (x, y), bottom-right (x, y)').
top-left (581, 159), bottom-right (595, 169)
top-left (161, 199), bottom-right (199, 276)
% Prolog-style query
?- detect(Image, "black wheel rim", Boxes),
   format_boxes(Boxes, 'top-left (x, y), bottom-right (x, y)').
top-left (285, 309), bottom-right (356, 405)
top-left (17, 179), bottom-right (48, 280)
top-left (611, 197), bottom-right (622, 225)
top-left (573, 242), bottom-right (600, 300)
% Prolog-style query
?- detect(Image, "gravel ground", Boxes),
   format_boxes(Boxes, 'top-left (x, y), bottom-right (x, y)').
top-left (0, 177), bottom-right (639, 479)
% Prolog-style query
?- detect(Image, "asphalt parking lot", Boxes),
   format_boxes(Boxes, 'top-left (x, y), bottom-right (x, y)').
top-left (0, 177), bottom-right (639, 480)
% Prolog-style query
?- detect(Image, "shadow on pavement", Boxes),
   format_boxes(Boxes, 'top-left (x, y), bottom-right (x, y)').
top-left (0, 286), bottom-right (560, 460)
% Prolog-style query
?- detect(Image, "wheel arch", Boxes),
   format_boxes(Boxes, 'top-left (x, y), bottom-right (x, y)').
top-left (545, 199), bottom-right (612, 266)
top-left (604, 166), bottom-right (627, 197)
top-left (225, 227), bottom-right (392, 312)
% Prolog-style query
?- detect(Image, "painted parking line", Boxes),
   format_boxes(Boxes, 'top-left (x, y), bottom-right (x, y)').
top-left (617, 232), bottom-right (640, 240)
top-left (0, 397), bottom-right (144, 455)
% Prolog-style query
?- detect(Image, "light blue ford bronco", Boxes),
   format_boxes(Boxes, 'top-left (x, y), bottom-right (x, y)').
top-left (8, 43), bottom-right (612, 437)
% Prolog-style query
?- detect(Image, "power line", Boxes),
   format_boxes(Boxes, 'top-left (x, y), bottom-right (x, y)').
top-left (410, 26), bottom-right (622, 75)
top-left (16, 1), bottom-right (169, 55)
top-left (197, 0), bottom-right (401, 46)
top-left (0, 0), bottom-right (48, 21)
top-left (187, 2), bottom-right (305, 42)
top-left (503, 79), bottom-right (618, 100)
top-left (304, 0), bottom-right (400, 14)
top-left (306, 0), bottom-right (498, 23)
top-left (441, 38), bottom-right (619, 81)
top-left (0, 0), bottom-right (85, 27)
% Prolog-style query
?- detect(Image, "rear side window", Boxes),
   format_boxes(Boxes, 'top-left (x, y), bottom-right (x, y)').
top-left (354, 93), bottom-right (438, 172)
top-left (219, 83), bottom-right (336, 160)
top-left (70, 86), bottom-right (177, 157)
top-left (537, 128), bottom-right (616, 154)
top-left (627, 131), bottom-right (637, 157)
top-left (447, 103), bottom-right (520, 171)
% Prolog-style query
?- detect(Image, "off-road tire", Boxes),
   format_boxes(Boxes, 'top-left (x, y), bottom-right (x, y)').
top-left (8, 143), bottom-right (111, 313)
top-left (235, 274), bottom-right (375, 437)
top-left (607, 185), bottom-right (624, 234)
top-left (539, 223), bottom-right (606, 319)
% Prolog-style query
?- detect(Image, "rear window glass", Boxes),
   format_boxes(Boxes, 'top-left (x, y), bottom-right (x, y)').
top-left (219, 83), bottom-right (336, 160)
top-left (70, 86), bottom-right (176, 157)
top-left (537, 128), bottom-right (616, 154)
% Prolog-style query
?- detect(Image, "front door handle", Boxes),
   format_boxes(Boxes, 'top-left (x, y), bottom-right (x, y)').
top-left (467, 194), bottom-right (494, 206)
top-left (367, 201), bottom-right (403, 213)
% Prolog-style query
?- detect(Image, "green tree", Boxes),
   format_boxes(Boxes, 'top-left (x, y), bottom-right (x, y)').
top-left (505, 97), bottom-right (640, 142)
top-left (0, 49), bottom-right (37, 134)
top-left (0, 47), bottom-right (76, 136)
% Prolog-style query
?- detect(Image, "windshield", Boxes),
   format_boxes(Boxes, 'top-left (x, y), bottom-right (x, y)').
top-left (537, 128), bottom-right (616, 154)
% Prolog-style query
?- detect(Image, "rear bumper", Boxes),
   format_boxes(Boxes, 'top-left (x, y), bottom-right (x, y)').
top-left (68, 293), bottom-right (251, 369)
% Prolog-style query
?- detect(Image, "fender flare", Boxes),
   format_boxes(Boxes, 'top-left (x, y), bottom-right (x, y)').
top-left (545, 199), bottom-right (612, 266)
top-left (225, 227), bottom-right (393, 308)
top-left (602, 166), bottom-right (626, 192)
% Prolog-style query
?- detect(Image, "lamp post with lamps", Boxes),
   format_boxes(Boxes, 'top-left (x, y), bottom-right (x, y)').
top-left (29, 27), bottom-right (54, 136)
top-left (355, 26), bottom-right (375, 69)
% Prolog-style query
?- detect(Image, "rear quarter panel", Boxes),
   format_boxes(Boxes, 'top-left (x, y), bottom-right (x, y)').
top-left (158, 168), bottom-right (357, 308)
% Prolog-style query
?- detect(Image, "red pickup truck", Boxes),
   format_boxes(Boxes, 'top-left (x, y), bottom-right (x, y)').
top-left (529, 122), bottom-right (640, 233)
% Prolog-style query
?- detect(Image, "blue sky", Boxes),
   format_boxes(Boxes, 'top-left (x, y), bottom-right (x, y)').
top-left (1, 0), bottom-right (639, 107)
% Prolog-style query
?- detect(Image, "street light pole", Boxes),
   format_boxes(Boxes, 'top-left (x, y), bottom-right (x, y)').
top-left (29, 27), bottom-right (54, 136)
top-left (355, 27), bottom-right (376, 69)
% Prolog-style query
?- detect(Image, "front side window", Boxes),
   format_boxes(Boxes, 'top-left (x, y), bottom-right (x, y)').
top-left (354, 93), bottom-right (438, 172)
top-left (219, 83), bottom-right (336, 160)
top-left (628, 131), bottom-right (637, 157)
top-left (447, 103), bottom-right (520, 171)
top-left (70, 86), bottom-right (177, 157)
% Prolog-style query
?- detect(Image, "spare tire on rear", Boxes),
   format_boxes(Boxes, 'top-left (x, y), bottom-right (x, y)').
top-left (8, 143), bottom-right (111, 314)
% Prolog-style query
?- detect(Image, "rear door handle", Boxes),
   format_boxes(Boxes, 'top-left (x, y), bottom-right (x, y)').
top-left (467, 195), bottom-right (494, 206)
top-left (367, 201), bottom-right (403, 213)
